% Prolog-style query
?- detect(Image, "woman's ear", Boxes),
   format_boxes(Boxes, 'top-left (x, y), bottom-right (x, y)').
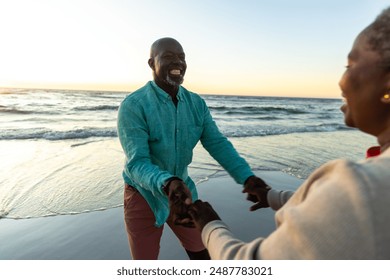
top-left (381, 93), bottom-right (390, 104)
top-left (381, 76), bottom-right (390, 104)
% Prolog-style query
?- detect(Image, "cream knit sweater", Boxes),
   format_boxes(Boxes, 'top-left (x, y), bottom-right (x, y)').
top-left (202, 148), bottom-right (390, 259)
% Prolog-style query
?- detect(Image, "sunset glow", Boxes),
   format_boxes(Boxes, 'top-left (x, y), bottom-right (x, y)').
top-left (0, 0), bottom-right (388, 97)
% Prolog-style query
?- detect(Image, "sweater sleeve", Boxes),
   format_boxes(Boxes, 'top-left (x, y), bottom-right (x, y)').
top-left (267, 189), bottom-right (295, 210)
top-left (201, 159), bottom-right (377, 259)
top-left (260, 160), bottom-right (376, 259)
top-left (202, 220), bottom-right (266, 260)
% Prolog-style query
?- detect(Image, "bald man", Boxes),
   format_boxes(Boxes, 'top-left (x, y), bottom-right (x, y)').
top-left (117, 37), bottom-right (269, 260)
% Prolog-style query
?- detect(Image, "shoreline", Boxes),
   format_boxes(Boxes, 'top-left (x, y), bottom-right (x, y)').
top-left (0, 171), bottom-right (303, 260)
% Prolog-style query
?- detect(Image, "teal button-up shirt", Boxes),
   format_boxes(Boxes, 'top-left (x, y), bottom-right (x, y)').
top-left (117, 81), bottom-right (254, 226)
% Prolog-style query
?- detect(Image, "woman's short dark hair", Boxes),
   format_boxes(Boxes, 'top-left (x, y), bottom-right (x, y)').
top-left (363, 7), bottom-right (390, 70)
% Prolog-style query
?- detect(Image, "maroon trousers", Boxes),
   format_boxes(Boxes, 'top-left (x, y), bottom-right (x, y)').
top-left (124, 184), bottom-right (205, 259)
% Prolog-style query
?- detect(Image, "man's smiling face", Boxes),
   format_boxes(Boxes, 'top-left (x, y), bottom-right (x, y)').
top-left (149, 38), bottom-right (187, 91)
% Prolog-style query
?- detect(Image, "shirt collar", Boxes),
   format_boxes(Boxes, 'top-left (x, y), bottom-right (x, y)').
top-left (150, 81), bottom-right (183, 103)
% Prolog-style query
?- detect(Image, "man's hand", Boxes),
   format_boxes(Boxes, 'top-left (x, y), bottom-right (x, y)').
top-left (243, 176), bottom-right (271, 211)
top-left (166, 179), bottom-right (194, 227)
top-left (188, 200), bottom-right (221, 232)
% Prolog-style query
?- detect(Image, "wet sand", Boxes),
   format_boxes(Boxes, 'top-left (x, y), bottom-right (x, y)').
top-left (0, 171), bottom-right (302, 260)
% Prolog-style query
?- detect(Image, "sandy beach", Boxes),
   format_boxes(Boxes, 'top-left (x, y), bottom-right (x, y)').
top-left (0, 171), bottom-right (302, 260)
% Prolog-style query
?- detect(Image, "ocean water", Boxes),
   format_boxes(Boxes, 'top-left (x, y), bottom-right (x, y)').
top-left (0, 87), bottom-right (376, 219)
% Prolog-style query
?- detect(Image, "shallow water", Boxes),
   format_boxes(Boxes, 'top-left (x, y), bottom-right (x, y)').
top-left (0, 129), bottom-right (375, 219)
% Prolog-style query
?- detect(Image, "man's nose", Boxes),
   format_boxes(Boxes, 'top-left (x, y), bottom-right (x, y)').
top-left (172, 55), bottom-right (184, 63)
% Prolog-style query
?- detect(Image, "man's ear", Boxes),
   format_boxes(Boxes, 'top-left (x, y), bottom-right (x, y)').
top-left (148, 58), bottom-right (154, 70)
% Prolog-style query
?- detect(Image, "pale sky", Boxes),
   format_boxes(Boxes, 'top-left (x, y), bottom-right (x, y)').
top-left (0, 0), bottom-right (389, 97)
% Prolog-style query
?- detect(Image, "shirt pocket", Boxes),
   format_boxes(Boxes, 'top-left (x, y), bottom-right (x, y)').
top-left (148, 126), bottom-right (161, 142)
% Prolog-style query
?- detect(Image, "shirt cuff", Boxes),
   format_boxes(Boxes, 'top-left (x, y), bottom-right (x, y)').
top-left (162, 176), bottom-right (183, 195)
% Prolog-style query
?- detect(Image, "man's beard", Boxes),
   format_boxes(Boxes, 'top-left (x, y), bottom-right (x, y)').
top-left (164, 74), bottom-right (184, 87)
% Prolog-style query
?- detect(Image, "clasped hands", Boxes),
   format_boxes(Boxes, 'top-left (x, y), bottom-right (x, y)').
top-left (167, 176), bottom-right (271, 231)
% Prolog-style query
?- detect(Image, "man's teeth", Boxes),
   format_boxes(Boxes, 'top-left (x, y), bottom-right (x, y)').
top-left (170, 69), bottom-right (181, 75)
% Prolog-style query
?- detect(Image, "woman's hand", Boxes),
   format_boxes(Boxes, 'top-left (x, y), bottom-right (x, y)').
top-left (188, 200), bottom-right (221, 232)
